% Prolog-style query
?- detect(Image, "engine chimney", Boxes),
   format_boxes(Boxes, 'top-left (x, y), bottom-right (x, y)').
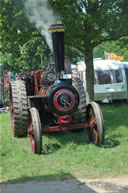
top-left (49, 24), bottom-right (64, 74)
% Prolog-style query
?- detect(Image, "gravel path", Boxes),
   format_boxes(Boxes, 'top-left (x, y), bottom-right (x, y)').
top-left (1, 176), bottom-right (128, 193)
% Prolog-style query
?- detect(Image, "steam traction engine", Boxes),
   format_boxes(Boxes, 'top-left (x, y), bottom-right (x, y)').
top-left (9, 24), bottom-right (104, 154)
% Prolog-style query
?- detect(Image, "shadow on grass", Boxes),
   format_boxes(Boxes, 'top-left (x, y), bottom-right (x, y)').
top-left (43, 130), bottom-right (89, 154)
top-left (1, 173), bottom-right (128, 193)
top-left (43, 142), bottom-right (62, 155)
top-left (0, 173), bottom-right (72, 184)
top-left (0, 173), bottom-right (98, 193)
top-left (42, 132), bottom-right (121, 154)
top-left (103, 137), bottom-right (120, 148)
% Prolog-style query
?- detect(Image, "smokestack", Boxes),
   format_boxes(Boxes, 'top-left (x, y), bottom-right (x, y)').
top-left (49, 24), bottom-right (64, 74)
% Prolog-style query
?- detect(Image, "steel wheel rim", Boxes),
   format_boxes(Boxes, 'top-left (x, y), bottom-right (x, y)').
top-left (29, 121), bottom-right (35, 153)
top-left (89, 107), bottom-right (98, 145)
top-left (28, 108), bottom-right (42, 154)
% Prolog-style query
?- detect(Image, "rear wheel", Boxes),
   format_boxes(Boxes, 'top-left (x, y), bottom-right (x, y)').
top-left (72, 77), bottom-right (86, 124)
top-left (29, 107), bottom-right (42, 154)
top-left (86, 102), bottom-right (104, 146)
top-left (9, 80), bottom-right (28, 137)
top-left (71, 78), bottom-right (86, 132)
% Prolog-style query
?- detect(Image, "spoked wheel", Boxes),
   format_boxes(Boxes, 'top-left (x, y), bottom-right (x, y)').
top-left (86, 102), bottom-right (104, 146)
top-left (29, 107), bottom-right (42, 154)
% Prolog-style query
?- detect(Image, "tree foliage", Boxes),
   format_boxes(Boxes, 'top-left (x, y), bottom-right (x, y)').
top-left (94, 37), bottom-right (128, 61)
top-left (0, 0), bottom-right (50, 72)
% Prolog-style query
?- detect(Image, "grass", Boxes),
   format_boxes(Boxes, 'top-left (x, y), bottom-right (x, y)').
top-left (0, 103), bottom-right (128, 183)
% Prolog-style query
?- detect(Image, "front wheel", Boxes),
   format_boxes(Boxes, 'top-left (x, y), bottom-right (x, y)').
top-left (28, 107), bottom-right (42, 154)
top-left (86, 102), bottom-right (104, 146)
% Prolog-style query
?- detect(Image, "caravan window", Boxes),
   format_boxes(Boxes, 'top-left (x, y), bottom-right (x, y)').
top-left (125, 68), bottom-right (128, 88)
top-left (115, 69), bottom-right (123, 83)
top-left (94, 72), bottom-right (97, 84)
top-left (97, 70), bottom-right (113, 84)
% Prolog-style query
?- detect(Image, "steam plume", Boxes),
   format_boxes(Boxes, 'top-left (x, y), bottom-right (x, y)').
top-left (25, 0), bottom-right (59, 51)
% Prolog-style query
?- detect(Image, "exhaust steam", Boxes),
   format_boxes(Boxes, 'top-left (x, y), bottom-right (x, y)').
top-left (24, 0), bottom-right (59, 52)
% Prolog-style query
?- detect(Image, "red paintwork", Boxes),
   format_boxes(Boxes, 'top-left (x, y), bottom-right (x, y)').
top-left (42, 123), bottom-right (90, 132)
top-left (16, 71), bottom-right (45, 95)
top-left (53, 89), bottom-right (75, 112)
top-left (39, 86), bottom-right (51, 96)
top-left (35, 70), bottom-right (43, 84)
top-left (54, 114), bottom-right (72, 124)
top-left (34, 71), bottom-right (44, 94)
top-left (34, 76), bottom-right (39, 94)
top-left (5, 72), bottom-right (9, 89)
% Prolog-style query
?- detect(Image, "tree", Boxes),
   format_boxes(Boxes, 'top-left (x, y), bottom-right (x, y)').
top-left (0, 0), bottom-right (51, 72)
top-left (93, 44), bottom-right (105, 59)
top-left (94, 37), bottom-right (128, 61)
top-left (51, 0), bottom-right (128, 103)
top-left (65, 46), bottom-right (84, 64)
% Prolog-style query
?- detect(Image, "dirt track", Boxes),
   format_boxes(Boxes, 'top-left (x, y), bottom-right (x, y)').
top-left (1, 176), bottom-right (128, 193)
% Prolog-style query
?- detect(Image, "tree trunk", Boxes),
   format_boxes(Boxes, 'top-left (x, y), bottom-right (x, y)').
top-left (85, 47), bottom-right (94, 104)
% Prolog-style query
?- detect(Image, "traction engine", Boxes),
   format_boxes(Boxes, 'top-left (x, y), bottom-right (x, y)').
top-left (9, 24), bottom-right (104, 154)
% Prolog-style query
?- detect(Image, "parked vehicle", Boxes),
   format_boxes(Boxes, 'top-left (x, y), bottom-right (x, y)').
top-left (77, 60), bottom-right (128, 102)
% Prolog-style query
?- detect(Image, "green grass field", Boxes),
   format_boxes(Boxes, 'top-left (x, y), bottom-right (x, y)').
top-left (0, 104), bottom-right (128, 183)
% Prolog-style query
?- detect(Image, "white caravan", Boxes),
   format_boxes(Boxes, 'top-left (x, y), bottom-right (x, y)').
top-left (77, 60), bottom-right (128, 102)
